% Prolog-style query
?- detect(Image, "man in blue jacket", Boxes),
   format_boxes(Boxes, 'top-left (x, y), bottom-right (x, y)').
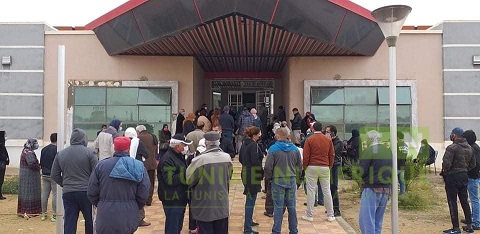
top-left (88, 137), bottom-right (150, 234)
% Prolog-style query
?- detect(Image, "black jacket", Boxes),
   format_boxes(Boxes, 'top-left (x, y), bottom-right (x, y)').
top-left (176, 114), bottom-right (185, 134)
top-left (40, 144), bottom-right (57, 175)
top-left (0, 131), bottom-right (9, 166)
top-left (332, 137), bottom-right (343, 166)
top-left (239, 137), bottom-right (264, 195)
top-left (290, 112), bottom-right (302, 130)
top-left (220, 137), bottom-right (235, 158)
top-left (157, 147), bottom-right (188, 206)
top-left (359, 143), bottom-right (393, 189)
top-left (442, 138), bottom-right (475, 176)
top-left (467, 143), bottom-right (480, 179)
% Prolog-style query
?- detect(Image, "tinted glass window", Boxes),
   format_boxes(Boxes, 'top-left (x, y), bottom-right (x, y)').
top-left (345, 87), bottom-right (376, 105)
top-left (75, 87), bottom-right (106, 105)
top-left (311, 88), bottom-right (344, 104)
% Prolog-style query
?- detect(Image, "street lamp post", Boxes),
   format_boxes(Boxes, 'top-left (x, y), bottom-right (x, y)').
top-left (372, 5), bottom-right (411, 234)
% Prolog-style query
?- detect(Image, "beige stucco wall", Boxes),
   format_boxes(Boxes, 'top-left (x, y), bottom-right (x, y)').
top-left (281, 59), bottom-right (291, 119)
top-left (284, 32), bottom-right (443, 143)
top-left (193, 60), bottom-right (207, 111)
top-left (44, 32), bottom-right (195, 140)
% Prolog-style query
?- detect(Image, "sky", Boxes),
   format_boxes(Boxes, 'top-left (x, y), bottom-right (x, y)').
top-left (0, 0), bottom-right (478, 27)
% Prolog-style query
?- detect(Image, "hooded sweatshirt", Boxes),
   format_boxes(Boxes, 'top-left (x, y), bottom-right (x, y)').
top-left (264, 140), bottom-right (302, 181)
top-left (94, 120), bottom-right (121, 160)
top-left (51, 128), bottom-right (98, 193)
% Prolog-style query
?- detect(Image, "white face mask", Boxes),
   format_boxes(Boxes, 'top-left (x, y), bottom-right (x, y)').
top-left (182, 146), bottom-right (189, 155)
top-left (119, 127), bottom-right (123, 132)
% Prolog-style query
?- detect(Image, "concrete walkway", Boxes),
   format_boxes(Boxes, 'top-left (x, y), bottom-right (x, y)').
top-left (137, 181), bottom-right (348, 234)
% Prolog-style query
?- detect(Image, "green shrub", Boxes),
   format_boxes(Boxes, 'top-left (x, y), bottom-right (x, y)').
top-left (399, 190), bottom-right (429, 210)
top-left (2, 176), bottom-right (19, 194)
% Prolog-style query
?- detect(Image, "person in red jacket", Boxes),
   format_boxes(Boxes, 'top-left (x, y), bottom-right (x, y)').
top-left (301, 121), bottom-right (335, 223)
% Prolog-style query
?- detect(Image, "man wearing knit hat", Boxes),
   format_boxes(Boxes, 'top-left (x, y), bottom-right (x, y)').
top-left (463, 130), bottom-right (480, 231)
top-left (442, 127), bottom-right (476, 234)
top-left (88, 137), bottom-right (150, 234)
top-left (186, 131), bottom-right (233, 233)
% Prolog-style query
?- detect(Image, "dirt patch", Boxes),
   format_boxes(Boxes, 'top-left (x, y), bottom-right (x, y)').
top-left (340, 172), bottom-right (456, 233)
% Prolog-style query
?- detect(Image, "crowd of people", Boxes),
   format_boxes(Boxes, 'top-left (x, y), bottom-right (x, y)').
top-left (1, 103), bottom-right (480, 234)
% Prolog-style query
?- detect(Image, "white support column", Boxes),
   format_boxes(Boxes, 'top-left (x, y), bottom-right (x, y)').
top-left (56, 45), bottom-right (65, 234)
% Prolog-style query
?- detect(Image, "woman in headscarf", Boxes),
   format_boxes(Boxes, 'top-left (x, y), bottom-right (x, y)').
top-left (183, 113), bottom-right (196, 136)
top-left (0, 131), bottom-right (10, 200)
top-left (18, 138), bottom-right (42, 217)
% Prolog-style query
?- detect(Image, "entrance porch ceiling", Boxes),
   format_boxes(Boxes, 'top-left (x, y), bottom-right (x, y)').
top-left (86, 0), bottom-right (384, 72)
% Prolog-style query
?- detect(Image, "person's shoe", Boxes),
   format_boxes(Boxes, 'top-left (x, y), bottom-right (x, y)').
top-left (334, 211), bottom-right (342, 217)
top-left (251, 221), bottom-right (259, 226)
top-left (317, 202), bottom-right (324, 206)
top-left (50, 215), bottom-right (57, 222)
top-left (462, 226), bottom-right (474, 233)
top-left (139, 220), bottom-right (151, 227)
top-left (473, 226), bottom-right (480, 230)
top-left (327, 216), bottom-right (336, 222)
top-left (303, 202), bottom-right (318, 207)
top-left (301, 215), bottom-right (313, 222)
top-left (443, 228), bottom-right (461, 234)
top-left (40, 214), bottom-right (47, 221)
top-left (263, 212), bottom-right (273, 217)
top-left (0, 196), bottom-right (6, 200)
top-left (189, 229), bottom-right (197, 234)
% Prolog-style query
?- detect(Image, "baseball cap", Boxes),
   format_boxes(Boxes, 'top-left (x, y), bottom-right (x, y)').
top-left (170, 133), bottom-right (193, 145)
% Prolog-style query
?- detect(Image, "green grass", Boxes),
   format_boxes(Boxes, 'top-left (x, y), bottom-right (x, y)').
top-left (399, 181), bottom-right (434, 211)
top-left (2, 176), bottom-right (19, 194)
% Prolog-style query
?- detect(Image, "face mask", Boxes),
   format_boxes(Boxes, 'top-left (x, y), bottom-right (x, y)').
top-left (182, 146), bottom-right (189, 155)
top-left (33, 143), bottom-right (39, 150)
top-left (119, 127), bottom-right (123, 132)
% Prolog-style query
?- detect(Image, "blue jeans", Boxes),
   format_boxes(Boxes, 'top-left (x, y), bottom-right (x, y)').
top-left (163, 205), bottom-right (186, 234)
top-left (398, 170), bottom-right (405, 195)
top-left (63, 191), bottom-right (93, 234)
top-left (244, 192), bottom-right (257, 233)
top-left (358, 188), bottom-right (389, 234)
top-left (468, 178), bottom-right (480, 227)
top-left (272, 177), bottom-right (298, 234)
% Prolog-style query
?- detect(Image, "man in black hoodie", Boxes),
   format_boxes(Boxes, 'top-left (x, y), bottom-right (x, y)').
top-left (441, 127), bottom-right (476, 234)
top-left (290, 108), bottom-right (302, 145)
top-left (463, 130), bottom-right (480, 230)
top-left (325, 125), bottom-right (343, 217)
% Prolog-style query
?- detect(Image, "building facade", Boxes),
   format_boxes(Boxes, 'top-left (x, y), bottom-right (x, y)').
top-left (0, 1), bottom-right (478, 168)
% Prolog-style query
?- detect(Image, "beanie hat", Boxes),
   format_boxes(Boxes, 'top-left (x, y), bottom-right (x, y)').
top-left (114, 137), bottom-right (131, 152)
top-left (451, 127), bottom-right (464, 136)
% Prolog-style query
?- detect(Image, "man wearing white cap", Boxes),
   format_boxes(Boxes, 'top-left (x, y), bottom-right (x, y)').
top-left (157, 133), bottom-right (192, 234)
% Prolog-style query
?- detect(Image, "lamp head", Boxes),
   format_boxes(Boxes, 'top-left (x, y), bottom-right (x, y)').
top-left (372, 5), bottom-right (412, 47)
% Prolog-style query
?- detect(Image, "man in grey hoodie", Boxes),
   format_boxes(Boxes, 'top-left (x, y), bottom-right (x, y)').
top-left (51, 128), bottom-right (98, 234)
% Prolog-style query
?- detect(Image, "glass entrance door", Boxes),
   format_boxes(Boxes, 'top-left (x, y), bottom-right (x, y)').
top-left (228, 91), bottom-right (243, 113)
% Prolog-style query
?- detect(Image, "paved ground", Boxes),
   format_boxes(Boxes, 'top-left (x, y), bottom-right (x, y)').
top-left (137, 181), bottom-right (348, 234)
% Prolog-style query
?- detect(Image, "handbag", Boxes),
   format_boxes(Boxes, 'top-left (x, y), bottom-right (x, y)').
top-left (159, 142), bottom-right (169, 150)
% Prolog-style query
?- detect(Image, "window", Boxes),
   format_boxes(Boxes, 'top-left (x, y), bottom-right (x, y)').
top-left (73, 87), bottom-right (172, 140)
top-left (310, 86), bottom-right (412, 140)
